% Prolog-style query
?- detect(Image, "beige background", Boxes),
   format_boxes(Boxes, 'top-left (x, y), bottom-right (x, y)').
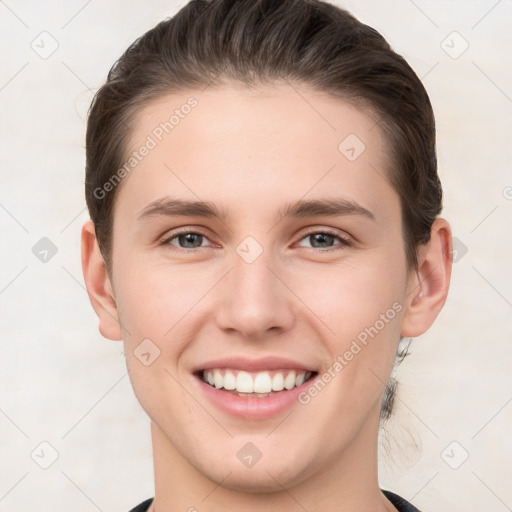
top-left (1, 1), bottom-right (511, 511)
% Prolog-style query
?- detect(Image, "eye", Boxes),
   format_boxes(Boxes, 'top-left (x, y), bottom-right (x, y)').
top-left (295, 229), bottom-right (352, 251)
top-left (160, 230), bottom-right (212, 251)
top-left (160, 228), bottom-right (352, 253)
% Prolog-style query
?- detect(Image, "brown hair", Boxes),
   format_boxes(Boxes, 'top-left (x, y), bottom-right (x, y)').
top-left (85, 0), bottom-right (443, 422)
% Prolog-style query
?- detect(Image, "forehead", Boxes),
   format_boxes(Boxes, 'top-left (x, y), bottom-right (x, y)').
top-left (114, 82), bottom-right (396, 223)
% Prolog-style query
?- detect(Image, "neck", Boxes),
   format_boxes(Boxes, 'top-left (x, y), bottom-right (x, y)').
top-left (148, 408), bottom-right (397, 512)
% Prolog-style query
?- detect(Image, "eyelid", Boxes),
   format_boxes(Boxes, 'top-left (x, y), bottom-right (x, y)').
top-left (295, 227), bottom-right (353, 249)
top-left (159, 227), bottom-right (216, 250)
top-left (160, 225), bottom-right (353, 252)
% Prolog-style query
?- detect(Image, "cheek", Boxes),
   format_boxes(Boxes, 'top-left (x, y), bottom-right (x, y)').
top-left (114, 256), bottom-right (206, 345)
top-left (293, 257), bottom-right (406, 402)
top-left (114, 243), bottom-right (407, 351)
top-left (112, 259), bottom-right (198, 419)
top-left (291, 255), bottom-right (405, 336)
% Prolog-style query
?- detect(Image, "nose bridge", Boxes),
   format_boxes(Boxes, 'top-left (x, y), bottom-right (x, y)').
top-left (215, 241), bottom-right (294, 338)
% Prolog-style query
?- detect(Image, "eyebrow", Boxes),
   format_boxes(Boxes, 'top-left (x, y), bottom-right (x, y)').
top-left (137, 198), bottom-right (228, 221)
top-left (137, 196), bottom-right (375, 222)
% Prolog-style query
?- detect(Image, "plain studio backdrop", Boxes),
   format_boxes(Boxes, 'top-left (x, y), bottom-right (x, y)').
top-left (0, 1), bottom-right (511, 511)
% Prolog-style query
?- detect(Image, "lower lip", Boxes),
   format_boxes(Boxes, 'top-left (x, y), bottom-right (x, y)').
top-left (194, 374), bottom-right (317, 420)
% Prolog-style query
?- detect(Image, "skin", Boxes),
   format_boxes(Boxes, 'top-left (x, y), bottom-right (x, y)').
top-left (81, 82), bottom-right (452, 512)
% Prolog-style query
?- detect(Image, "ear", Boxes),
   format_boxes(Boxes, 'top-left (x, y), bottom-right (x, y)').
top-left (401, 218), bottom-right (453, 338)
top-left (81, 219), bottom-right (123, 341)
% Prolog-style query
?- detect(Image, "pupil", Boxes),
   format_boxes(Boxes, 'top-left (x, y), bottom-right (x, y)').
top-left (311, 233), bottom-right (333, 248)
top-left (180, 233), bottom-right (202, 248)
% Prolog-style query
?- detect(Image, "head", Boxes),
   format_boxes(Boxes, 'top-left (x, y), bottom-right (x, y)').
top-left (82, 0), bottom-right (451, 494)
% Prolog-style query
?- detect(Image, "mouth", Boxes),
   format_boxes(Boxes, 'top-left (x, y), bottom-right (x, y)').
top-left (191, 356), bottom-right (320, 419)
top-left (195, 368), bottom-right (318, 398)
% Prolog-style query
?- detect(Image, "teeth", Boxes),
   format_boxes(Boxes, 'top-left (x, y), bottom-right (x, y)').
top-left (272, 373), bottom-right (285, 391)
top-left (253, 372), bottom-right (272, 393)
top-left (295, 372), bottom-right (306, 387)
top-left (202, 369), bottom-right (312, 395)
top-left (214, 369), bottom-right (223, 389)
top-left (236, 371), bottom-right (253, 393)
top-left (223, 371), bottom-right (236, 390)
top-left (284, 370), bottom-right (296, 390)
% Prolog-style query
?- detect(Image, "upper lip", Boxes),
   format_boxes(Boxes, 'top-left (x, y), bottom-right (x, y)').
top-left (192, 356), bottom-right (317, 373)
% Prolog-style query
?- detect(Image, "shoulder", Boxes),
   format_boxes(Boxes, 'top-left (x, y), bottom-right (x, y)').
top-left (382, 489), bottom-right (422, 512)
top-left (128, 497), bottom-right (154, 512)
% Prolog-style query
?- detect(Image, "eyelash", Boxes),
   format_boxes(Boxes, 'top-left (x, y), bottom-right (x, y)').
top-left (159, 228), bottom-right (353, 253)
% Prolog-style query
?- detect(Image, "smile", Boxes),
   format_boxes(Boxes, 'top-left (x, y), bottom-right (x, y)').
top-left (191, 356), bottom-right (320, 419)
top-left (200, 369), bottom-right (315, 397)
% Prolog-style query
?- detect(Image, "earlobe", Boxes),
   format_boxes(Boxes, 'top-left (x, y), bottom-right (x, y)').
top-left (401, 218), bottom-right (453, 338)
top-left (81, 220), bottom-right (123, 341)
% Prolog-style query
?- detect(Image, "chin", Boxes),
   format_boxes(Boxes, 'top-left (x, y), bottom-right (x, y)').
top-left (213, 466), bottom-right (303, 493)
top-left (192, 449), bottom-right (311, 494)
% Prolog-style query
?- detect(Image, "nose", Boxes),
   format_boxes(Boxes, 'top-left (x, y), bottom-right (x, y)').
top-left (214, 246), bottom-right (295, 340)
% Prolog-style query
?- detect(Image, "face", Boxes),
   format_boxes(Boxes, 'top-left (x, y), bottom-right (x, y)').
top-left (106, 83), bottom-right (414, 491)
